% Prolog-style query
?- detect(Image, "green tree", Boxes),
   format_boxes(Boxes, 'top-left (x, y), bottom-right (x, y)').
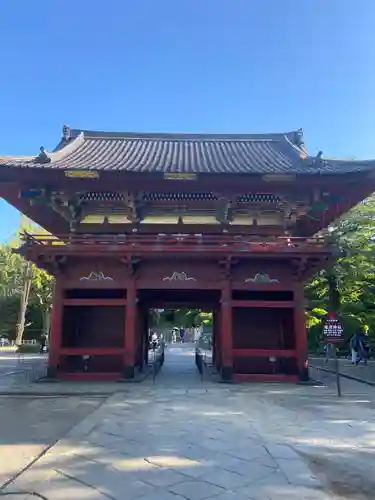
top-left (0, 244), bottom-right (25, 339)
top-left (305, 196), bottom-right (375, 349)
top-left (0, 217), bottom-right (54, 342)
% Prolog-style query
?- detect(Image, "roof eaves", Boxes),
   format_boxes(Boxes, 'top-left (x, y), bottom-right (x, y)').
top-left (297, 155), bottom-right (375, 174)
top-left (0, 133), bottom-right (84, 169)
top-left (324, 158), bottom-right (375, 167)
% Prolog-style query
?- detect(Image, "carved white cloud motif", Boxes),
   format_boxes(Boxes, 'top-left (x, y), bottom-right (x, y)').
top-left (79, 271), bottom-right (114, 281)
top-left (163, 272), bottom-right (197, 281)
top-left (245, 273), bottom-right (279, 284)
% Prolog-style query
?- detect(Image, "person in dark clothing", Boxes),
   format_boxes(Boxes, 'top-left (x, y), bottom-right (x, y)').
top-left (356, 332), bottom-right (370, 365)
top-left (39, 334), bottom-right (46, 354)
top-left (179, 327), bottom-right (185, 344)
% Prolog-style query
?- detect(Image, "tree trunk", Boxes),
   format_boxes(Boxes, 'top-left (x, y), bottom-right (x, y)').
top-left (42, 305), bottom-right (51, 338)
top-left (15, 261), bottom-right (32, 346)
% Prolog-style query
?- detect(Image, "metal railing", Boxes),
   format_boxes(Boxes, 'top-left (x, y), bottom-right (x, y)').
top-left (149, 341), bottom-right (165, 382)
top-left (195, 346), bottom-right (212, 381)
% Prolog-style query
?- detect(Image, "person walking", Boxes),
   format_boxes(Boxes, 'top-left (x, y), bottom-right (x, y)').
top-left (151, 331), bottom-right (158, 347)
top-left (172, 327), bottom-right (177, 343)
top-left (363, 334), bottom-right (370, 361)
top-left (39, 334), bottom-right (46, 354)
top-left (349, 334), bottom-right (358, 364)
top-left (179, 327), bottom-right (185, 344)
top-left (356, 331), bottom-right (369, 365)
top-left (193, 325), bottom-right (201, 343)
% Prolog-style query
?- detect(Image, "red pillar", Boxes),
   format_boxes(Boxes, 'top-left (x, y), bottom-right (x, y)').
top-left (294, 285), bottom-right (309, 381)
top-left (212, 309), bottom-right (218, 368)
top-left (47, 280), bottom-right (63, 378)
top-left (220, 282), bottom-right (233, 381)
top-left (124, 280), bottom-right (137, 379)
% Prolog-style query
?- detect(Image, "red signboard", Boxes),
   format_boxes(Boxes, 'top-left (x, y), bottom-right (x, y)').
top-left (323, 315), bottom-right (344, 344)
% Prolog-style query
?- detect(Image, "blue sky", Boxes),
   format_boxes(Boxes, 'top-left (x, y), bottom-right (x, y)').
top-left (1, 0), bottom-right (375, 240)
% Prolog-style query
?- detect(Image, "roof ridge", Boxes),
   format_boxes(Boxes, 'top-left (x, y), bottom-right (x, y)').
top-left (69, 128), bottom-right (300, 142)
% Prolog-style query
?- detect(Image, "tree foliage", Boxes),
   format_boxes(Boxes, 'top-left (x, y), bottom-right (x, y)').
top-left (0, 218), bottom-right (54, 340)
top-left (150, 309), bottom-right (213, 329)
top-left (305, 196), bottom-right (375, 349)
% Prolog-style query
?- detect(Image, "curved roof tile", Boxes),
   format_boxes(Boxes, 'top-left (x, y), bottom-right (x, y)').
top-left (1, 128), bottom-right (375, 175)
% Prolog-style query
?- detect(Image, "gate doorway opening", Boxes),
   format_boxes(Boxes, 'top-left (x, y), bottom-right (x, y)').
top-left (137, 289), bottom-right (219, 377)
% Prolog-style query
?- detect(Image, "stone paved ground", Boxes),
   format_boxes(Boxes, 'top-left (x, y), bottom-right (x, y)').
top-left (0, 348), bottom-right (156, 394)
top-left (2, 344), bottom-right (375, 499)
top-left (0, 350), bottom-right (46, 379)
top-left (0, 376), bottom-right (125, 395)
top-left (0, 396), bottom-right (105, 490)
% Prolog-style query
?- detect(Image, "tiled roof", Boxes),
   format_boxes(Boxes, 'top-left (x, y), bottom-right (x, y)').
top-left (1, 127), bottom-right (375, 175)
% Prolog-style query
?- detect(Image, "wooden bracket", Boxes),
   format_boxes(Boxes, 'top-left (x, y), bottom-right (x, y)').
top-left (124, 191), bottom-right (144, 223)
top-left (291, 257), bottom-right (308, 280)
top-left (37, 255), bottom-right (67, 276)
top-left (218, 256), bottom-right (237, 280)
top-left (120, 256), bottom-right (140, 277)
top-left (45, 191), bottom-right (86, 232)
top-left (215, 195), bottom-right (233, 225)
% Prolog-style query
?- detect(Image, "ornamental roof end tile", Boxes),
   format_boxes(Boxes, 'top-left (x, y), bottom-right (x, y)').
top-left (1, 126), bottom-right (375, 175)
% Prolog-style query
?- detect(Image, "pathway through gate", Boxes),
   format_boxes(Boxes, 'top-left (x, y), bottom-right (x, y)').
top-left (155, 342), bottom-right (203, 387)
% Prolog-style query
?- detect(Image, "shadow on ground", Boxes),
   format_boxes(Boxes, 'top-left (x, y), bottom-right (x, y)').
top-left (0, 396), bottom-right (105, 490)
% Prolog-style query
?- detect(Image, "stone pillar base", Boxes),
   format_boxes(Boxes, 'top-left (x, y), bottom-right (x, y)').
top-left (123, 365), bottom-right (135, 379)
top-left (299, 363), bottom-right (309, 382)
top-left (221, 365), bottom-right (233, 381)
top-left (46, 366), bottom-right (57, 378)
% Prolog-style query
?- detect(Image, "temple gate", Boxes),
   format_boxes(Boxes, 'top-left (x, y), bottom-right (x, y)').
top-left (1, 126), bottom-right (374, 382)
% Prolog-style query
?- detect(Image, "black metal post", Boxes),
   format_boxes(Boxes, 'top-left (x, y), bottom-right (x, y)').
top-left (152, 343), bottom-right (156, 384)
top-left (335, 348), bottom-right (341, 397)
